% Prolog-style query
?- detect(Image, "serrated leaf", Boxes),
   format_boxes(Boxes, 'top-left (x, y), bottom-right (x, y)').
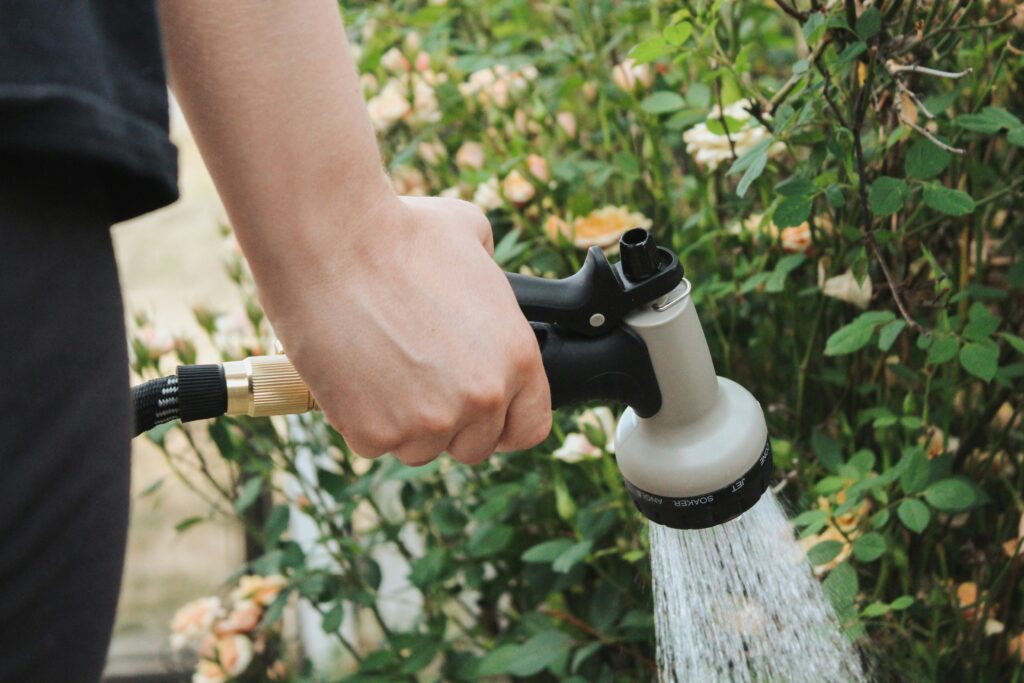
top-left (553, 540), bottom-right (592, 573)
top-left (774, 196), bottom-right (813, 228)
top-left (890, 596), bottom-right (915, 610)
top-left (852, 532), bottom-right (886, 562)
top-left (793, 509), bottom-right (828, 527)
top-left (640, 91), bottom-right (686, 114)
top-left (905, 138), bottom-right (952, 180)
top-left (855, 7), bottom-right (882, 39)
top-left (321, 604), bottom-right (345, 632)
top-left (956, 107), bottom-right (1021, 134)
top-left (924, 478), bottom-right (979, 512)
top-left (736, 151), bottom-right (768, 198)
top-left (1003, 333), bottom-right (1024, 355)
top-left (522, 538), bottom-right (574, 563)
top-left (898, 499), bottom-right (930, 533)
top-left (836, 41), bottom-right (867, 65)
top-left (923, 185), bottom-right (976, 216)
top-left (878, 319), bottom-right (907, 351)
top-left (802, 13), bottom-right (827, 43)
top-left (776, 176), bottom-right (816, 197)
top-left (808, 540), bottom-right (844, 565)
top-left (823, 562), bottom-right (858, 609)
top-left (663, 21), bottom-right (693, 47)
top-left (468, 523), bottom-right (515, 557)
top-left (507, 632), bottom-right (574, 677)
top-left (726, 138), bottom-right (774, 175)
top-left (862, 601), bottom-right (889, 617)
top-left (899, 446), bottom-right (931, 494)
top-left (960, 342), bottom-right (998, 381)
top-left (868, 176), bottom-right (908, 216)
top-left (1009, 128), bottom-right (1024, 148)
top-left (628, 37), bottom-right (672, 65)
top-left (475, 645), bottom-right (521, 676)
top-left (235, 477), bottom-right (264, 513)
top-left (927, 336), bottom-right (960, 365)
top-left (825, 321), bottom-right (874, 356)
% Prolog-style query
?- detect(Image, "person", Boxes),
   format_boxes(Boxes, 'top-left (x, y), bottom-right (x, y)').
top-left (0, 2), bottom-right (551, 680)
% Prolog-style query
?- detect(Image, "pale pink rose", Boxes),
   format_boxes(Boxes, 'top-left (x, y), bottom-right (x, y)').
top-left (199, 635), bottom-right (254, 679)
top-left (231, 574), bottom-right (287, 607)
top-left (821, 269), bottom-right (873, 309)
top-left (455, 141), bottom-right (486, 171)
top-left (577, 407), bottom-right (616, 452)
top-left (404, 31), bottom-right (422, 53)
top-left (391, 166), bottom-right (428, 196)
top-left (410, 76), bottom-right (441, 125)
top-left (170, 597), bottom-right (222, 651)
top-left (780, 223), bottom-right (812, 253)
top-left (556, 111), bottom-right (577, 137)
top-left (138, 325), bottom-right (174, 357)
top-left (417, 141), bottom-right (447, 165)
top-left (472, 177), bottom-right (502, 211)
top-left (582, 81), bottom-right (598, 102)
top-left (612, 59), bottom-right (652, 92)
top-left (193, 659), bottom-right (228, 683)
top-left (380, 47), bottom-right (410, 74)
top-left (683, 99), bottom-right (786, 171)
top-left (359, 73), bottom-right (379, 97)
top-left (502, 170), bottom-right (535, 206)
top-left (514, 108), bottom-right (529, 134)
top-left (215, 600), bottom-right (262, 635)
top-left (526, 154), bottom-right (549, 183)
top-left (367, 80), bottom-right (411, 131)
top-left (553, 433), bottom-right (602, 463)
top-left (414, 51), bottom-right (431, 73)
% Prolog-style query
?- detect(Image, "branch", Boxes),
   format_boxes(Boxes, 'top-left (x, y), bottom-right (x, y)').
top-left (773, 0), bottom-right (808, 22)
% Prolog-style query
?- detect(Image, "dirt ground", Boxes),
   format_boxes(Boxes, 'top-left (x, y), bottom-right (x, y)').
top-left (105, 108), bottom-right (247, 677)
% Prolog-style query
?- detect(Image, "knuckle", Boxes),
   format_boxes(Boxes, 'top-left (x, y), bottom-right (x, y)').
top-left (448, 440), bottom-right (495, 465)
top-left (466, 383), bottom-right (506, 413)
top-left (393, 445), bottom-right (440, 468)
top-left (412, 407), bottom-right (457, 438)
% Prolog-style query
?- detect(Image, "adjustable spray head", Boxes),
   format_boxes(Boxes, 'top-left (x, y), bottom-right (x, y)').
top-left (507, 229), bottom-right (771, 529)
top-left (131, 230), bottom-right (770, 529)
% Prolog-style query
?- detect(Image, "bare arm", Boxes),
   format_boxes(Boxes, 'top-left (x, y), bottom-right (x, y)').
top-left (158, 0), bottom-right (551, 464)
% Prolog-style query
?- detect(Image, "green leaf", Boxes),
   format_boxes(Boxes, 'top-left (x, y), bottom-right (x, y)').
top-left (890, 596), bottom-right (915, 611)
top-left (736, 151), bottom-right (768, 198)
top-left (868, 176), bottom-right (908, 216)
top-left (765, 253), bottom-right (807, 293)
top-left (553, 540), bottom-right (593, 573)
top-left (905, 138), bottom-right (952, 180)
top-left (963, 304), bottom-right (999, 342)
top-left (409, 548), bottom-right (447, 587)
top-left (927, 336), bottom-right (960, 365)
top-left (468, 523), bottom-right (515, 557)
top-left (475, 645), bottom-right (521, 676)
top-left (802, 13), bottom-right (827, 44)
top-left (899, 446), bottom-right (931, 494)
top-left (959, 342), bottom-right (998, 381)
top-left (321, 604), bottom-right (345, 633)
top-left (823, 562), bottom-right (858, 609)
top-left (628, 37), bottom-right (672, 65)
top-left (793, 509), bottom-right (827, 528)
top-left (507, 632), bottom-right (574, 677)
top-left (265, 505), bottom-right (290, 545)
top-left (640, 91), bottom-right (687, 114)
top-left (175, 516), bottom-right (204, 533)
top-left (898, 499), bottom-right (930, 533)
top-left (1009, 128), bottom-right (1024, 148)
top-left (663, 21), bottom-right (694, 47)
top-left (775, 176), bottom-right (816, 197)
top-left (924, 478), bottom-right (979, 512)
top-left (235, 477), bottom-right (264, 514)
top-left (852, 532), bottom-right (886, 562)
top-left (774, 196), bottom-right (813, 228)
top-left (923, 185), bottom-right (976, 216)
top-left (862, 601), bottom-right (890, 617)
top-left (855, 7), bottom-right (882, 39)
top-left (836, 41), bottom-right (867, 65)
top-left (956, 107), bottom-right (1022, 134)
top-left (1002, 333), bottom-right (1024, 355)
top-left (726, 138), bottom-right (774, 175)
top-left (877, 319), bottom-right (907, 351)
top-left (808, 540), bottom-right (844, 565)
top-left (825, 321), bottom-right (874, 356)
top-left (522, 538), bottom-right (574, 563)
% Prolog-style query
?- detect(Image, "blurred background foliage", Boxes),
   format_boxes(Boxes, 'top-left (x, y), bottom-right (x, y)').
top-left (132, 1), bottom-right (1024, 681)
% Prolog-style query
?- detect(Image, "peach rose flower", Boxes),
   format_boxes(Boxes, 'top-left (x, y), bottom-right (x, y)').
top-left (455, 141), bottom-right (486, 171)
top-left (215, 600), bottom-right (262, 635)
top-left (231, 574), bottom-right (287, 607)
top-left (170, 597), bottom-right (221, 651)
top-left (780, 222), bottom-right (812, 253)
top-left (502, 170), bottom-right (535, 206)
top-left (611, 59), bottom-right (652, 92)
top-left (571, 206), bottom-right (652, 249)
top-left (526, 154), bottom-right (549, 183)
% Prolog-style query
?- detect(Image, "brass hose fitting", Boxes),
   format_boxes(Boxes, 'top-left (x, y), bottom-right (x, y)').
top-left (222, 355), bottom-right (317, 418)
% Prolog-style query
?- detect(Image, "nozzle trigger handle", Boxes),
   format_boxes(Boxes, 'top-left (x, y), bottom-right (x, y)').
top-left (531, 322), bottom-right (662, 418)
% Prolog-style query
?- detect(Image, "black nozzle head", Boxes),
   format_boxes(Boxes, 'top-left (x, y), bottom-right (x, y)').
top-left (619, 228), bottom-right (660, 282)
top-left (622, 439), bottom-right (773, 530)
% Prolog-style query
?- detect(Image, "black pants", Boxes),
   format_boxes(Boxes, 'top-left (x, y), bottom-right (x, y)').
top-left (0, 159), bottom-right (130, 682)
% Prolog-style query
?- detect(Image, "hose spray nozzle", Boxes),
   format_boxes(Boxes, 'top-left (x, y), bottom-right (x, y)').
top-left (132, 229), bottom-right (770, 529)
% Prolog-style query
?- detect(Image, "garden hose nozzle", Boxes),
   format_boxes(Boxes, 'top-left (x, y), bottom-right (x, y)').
top-left (131, 228), bottom-right (771, 529)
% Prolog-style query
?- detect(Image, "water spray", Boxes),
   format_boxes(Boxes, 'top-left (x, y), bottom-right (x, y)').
top-left (132, 228), bottom-right (771, 529)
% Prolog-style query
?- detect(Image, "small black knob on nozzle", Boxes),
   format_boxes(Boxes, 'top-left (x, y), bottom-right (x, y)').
top-left (619, 228), bottom-right (660, 282)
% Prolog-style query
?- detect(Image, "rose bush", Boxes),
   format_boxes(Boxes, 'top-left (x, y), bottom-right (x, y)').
top-left (133, 1), bottom-right (1023, 680)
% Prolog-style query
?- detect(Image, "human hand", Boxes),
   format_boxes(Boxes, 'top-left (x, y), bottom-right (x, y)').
top-left (255, 195), bottom-right (552, 466)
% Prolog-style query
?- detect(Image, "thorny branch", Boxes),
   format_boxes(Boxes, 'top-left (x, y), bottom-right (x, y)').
top-left (884, 59), bottom-right (973, 154)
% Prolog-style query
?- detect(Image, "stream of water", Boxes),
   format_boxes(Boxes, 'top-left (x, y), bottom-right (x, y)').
top-left (649, 491), bottom-right (867, 682)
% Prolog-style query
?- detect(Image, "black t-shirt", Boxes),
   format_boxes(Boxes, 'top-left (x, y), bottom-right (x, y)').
top-left (0, 0), bottom-right (178, 222)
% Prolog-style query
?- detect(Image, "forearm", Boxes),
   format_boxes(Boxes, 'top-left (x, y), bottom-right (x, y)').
top-left (157, 0), bottom-right (396, 284)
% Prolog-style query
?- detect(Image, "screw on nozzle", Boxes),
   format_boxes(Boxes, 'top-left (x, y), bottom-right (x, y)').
top-left (619, 228), bottom-right (660, 282)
